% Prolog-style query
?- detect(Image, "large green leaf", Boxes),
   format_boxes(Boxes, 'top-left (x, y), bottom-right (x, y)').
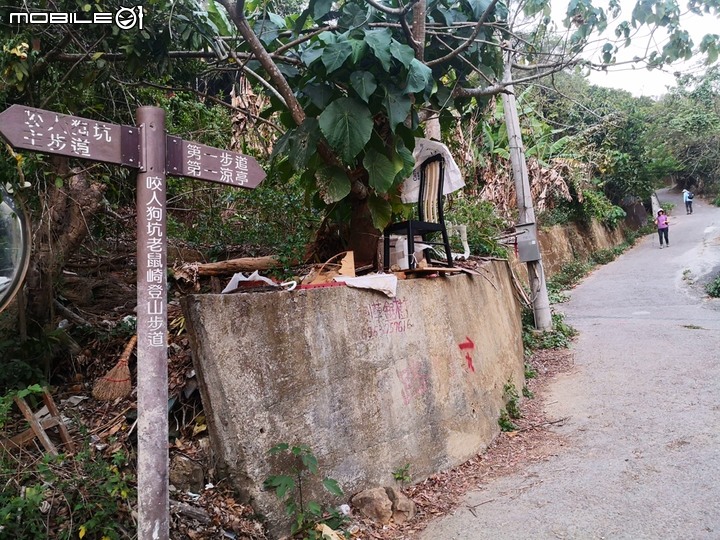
top-left (206, 0), bottom-right (234, 36)
top-left (290, 119), bottom-right (321, 170)
top-left (253, 19), bottom-right (281, 45)
top-left (263, 474), bottom-right (295, 499)
top-left (390, 40), bottom-right (415, 67)
top-left (363, 149), bottom-right (396, 193)
top-left (468, 0), bottom-right (493, 18)
top-left (318, 31), bottom-right (337, 45)
top-left (306, 501), bottom-right (323, 516)
top-left (317, 166), bottom-right (352, 203)
top-left (350, 71), bottom-right (377, 102)
top-left (405, 58), bottom-right (432, 94)
top-left (349, 39), bottom-right (367, 64)
top-left (364, 28), bottom-right (393, 72)
top-left (323, 40), bottom-right (353, 72)
top-left (368, 194), bottom-right (393, 230)
top-left (383, 87), bottom-right (412, 131)
top-left (322, 477), bottom-right (344, 497)
top-left (271, 119), bottom-right (321, 171)
top-left (311, 0), bottom-right (333, 20)
top-left (303, 83), bottom-right (334, 109)
top-left (318, 98), bottom-right (373, 162)
top-left (301, 45), bottom-right (323, 67)
top-left (393, 144), bottom-right (415, 185)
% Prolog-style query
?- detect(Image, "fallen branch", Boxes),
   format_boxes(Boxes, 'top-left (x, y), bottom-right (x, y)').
top-left (53, 300), bottom-right (93, 327)
top-left (174, 256), bottom-right (285, 282)
top-left (519, 416), bottom-right (570, 432)
top-left (170, 500), bottom-right (211, 524)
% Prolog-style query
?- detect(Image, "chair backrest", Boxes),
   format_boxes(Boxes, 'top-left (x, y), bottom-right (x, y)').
top-left (418, 154), bottom-right (445, 223)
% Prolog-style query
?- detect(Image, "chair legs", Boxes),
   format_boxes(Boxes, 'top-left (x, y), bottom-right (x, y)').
top-left (441, 227), bottom-right (453, 267)
top-left (405, 223), bottom-right (415, 270)
top-left (383, 225), bottom-right (454, 271)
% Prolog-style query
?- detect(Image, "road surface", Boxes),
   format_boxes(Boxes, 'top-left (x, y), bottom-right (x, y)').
top-left (421, 190), bottom-right (720, 539)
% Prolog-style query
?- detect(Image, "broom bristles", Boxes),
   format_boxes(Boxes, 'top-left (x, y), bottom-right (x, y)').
top-left (92, 335), bottom-right (137, 401)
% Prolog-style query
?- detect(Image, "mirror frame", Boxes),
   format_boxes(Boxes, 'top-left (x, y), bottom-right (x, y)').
top-left (0, 190), bottom-right (31, 314)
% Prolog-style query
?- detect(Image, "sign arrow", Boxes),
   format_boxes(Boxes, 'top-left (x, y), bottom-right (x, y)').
top-left (0, 104), bottom-right (139, 167)
top-left (458, 337), bottom-right (475, 350)
top-left (166, 136), bottom-right (265, 188)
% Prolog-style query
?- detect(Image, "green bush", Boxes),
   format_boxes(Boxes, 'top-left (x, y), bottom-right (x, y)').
top-left (503, 381), bottom-right (521, 419)
top-left (0, 328), bottom-right (74, 392)
top-left (264, 443), bottom-right (347, 539)
top-left (706, 275), bottom-right (720, 298)
top-left (547, 259), bottom-right (593, 295)
top-left (498, 409), bottom-right (517, 432)
top-left (444, 196), bottom-right (508, 257)
top-left (660, 202), bottom-right (676, 214)
top-left (522, 309), bottom-right (577, 353)
top-left (539, 205), bottom-right (574, 227)
top-left (0, 438), bottom-right (135, 539)
top-left (580, 189), bottom-right (627, 228)
top-left (591, 247), bottom-right (623, 266)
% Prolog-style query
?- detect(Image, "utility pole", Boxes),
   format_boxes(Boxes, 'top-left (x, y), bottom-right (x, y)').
top-left (501, 53), bottom-right (552, 331)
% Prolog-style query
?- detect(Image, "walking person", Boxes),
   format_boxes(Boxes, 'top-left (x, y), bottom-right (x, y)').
top-left (683, 189), bottom-right (694, 214)
top-left (655, 209), bottom-right (669, 248)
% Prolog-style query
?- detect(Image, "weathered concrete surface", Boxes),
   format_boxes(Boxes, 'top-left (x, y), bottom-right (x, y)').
top-left (538, 220), bottom-right (626, 276)
top-left (181, 261), bottom-right (524, 536)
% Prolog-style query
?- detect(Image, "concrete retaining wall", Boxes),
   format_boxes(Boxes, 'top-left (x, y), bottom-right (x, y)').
top-left (182, 261), bottom-right (524, 536)
top-left (537, 220), bottom-right (626, 276)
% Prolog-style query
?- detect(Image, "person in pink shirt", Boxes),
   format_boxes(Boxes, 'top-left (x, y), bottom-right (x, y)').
top-left (655, 209), bottom-right (669, 248)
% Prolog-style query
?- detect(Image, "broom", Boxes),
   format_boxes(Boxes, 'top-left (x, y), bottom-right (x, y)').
top-left (92, 334), bottom-right (137, 401)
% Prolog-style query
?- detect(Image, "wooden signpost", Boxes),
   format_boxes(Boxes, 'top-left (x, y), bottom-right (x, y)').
top-left (0, 104), bottom-right (265, 540)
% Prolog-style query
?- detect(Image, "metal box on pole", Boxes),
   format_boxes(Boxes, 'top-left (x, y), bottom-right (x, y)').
top-left (515, 222), bottom-right (541, 262)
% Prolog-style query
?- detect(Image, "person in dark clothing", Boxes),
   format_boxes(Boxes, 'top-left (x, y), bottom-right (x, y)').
top-left (682, 189), bottom-right (694, 214)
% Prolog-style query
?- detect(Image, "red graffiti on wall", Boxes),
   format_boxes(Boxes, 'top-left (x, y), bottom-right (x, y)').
top-left (361, 298), bottom-right (412, 340)
top-left (396, 358), bottom-right (428, 406)
top-left (458, 337), bottom-right (475, 373)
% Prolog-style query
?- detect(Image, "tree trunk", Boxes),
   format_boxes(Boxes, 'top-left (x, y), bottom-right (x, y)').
top-left (348, 197), bottom-right (381, 267)
top-left (25, 158), bottom-right (106, 328)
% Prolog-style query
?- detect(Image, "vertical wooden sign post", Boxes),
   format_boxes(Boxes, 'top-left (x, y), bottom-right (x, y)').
top-left (136, 107), bottom-right (169, 538)
top-left (0, 104), bottom-right (266, 540)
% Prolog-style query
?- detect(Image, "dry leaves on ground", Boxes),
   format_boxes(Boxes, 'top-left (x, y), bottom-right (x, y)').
top-left (352, 348), bottom-right (575, 540)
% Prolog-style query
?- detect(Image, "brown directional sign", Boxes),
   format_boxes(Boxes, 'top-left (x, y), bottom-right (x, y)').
top-left (166, 135), bottom-right (265, 188)
top-left (0, 104), bottom-right (140, 167)
top-left (0, 103), bottom-right (267, 540)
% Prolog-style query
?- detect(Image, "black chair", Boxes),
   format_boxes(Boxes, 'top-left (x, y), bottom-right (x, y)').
top-left (383, 154), bottom-right (453, 271)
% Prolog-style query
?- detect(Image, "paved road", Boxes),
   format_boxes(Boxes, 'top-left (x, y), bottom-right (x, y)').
top-left (421, 190), bottom-right (720, 539)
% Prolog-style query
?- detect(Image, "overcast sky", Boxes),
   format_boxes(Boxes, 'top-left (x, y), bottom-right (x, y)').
top-left (550, 0), bottom-right (719, 97)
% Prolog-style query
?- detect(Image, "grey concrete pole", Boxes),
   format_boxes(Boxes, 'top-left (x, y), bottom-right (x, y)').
top-left (501, 55), bottom-right (552, 331)
top-left (136, 106), bottom-right (169, 539)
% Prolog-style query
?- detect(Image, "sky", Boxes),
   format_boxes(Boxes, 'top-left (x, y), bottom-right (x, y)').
top-left (549, 1), bottom-right (719, 97)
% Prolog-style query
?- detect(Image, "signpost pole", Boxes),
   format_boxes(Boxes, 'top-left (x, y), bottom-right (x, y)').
top-left (135, 106), bottom-right (169, 540)
top-left (0, 103), bottom-right (266, 539)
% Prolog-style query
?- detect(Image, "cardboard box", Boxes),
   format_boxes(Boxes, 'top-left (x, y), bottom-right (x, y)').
top-left (378, 235), bottom-right (427, 270)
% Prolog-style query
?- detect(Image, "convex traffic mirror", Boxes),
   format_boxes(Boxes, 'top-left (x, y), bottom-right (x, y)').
top-left (0, 190), bottom-right (30, 314)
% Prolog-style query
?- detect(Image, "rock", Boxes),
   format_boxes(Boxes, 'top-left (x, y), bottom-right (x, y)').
top-left (350, 487), bottom-right (393, 524)
top-left (169, 454), bottom-right (205, 493)
top-left (385, 486), bottom-right (416, 524)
